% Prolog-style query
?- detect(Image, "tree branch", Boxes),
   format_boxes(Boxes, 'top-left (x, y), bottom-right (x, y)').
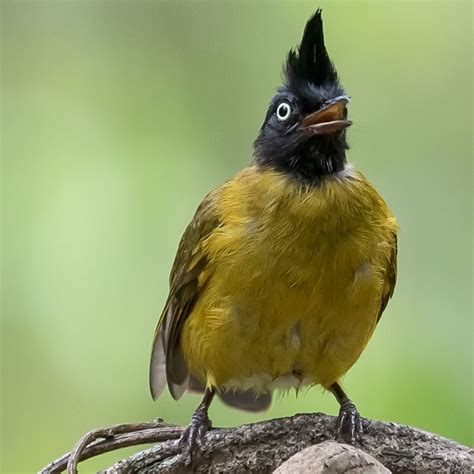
top-left (40, 413), bottom-right (472, 473)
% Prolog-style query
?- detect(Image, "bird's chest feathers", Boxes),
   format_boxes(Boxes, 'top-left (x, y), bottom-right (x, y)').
top-left (188, 168), bottom-right (392, 388)
top-left (206, 167), bottom-right (379, 293)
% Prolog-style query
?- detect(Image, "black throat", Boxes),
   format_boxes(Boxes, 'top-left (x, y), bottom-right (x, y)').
top-left (254, 133), bottom-right (348, 185)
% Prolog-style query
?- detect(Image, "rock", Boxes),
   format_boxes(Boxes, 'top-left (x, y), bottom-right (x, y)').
top-left (274, 440), bottom-right (390, 473)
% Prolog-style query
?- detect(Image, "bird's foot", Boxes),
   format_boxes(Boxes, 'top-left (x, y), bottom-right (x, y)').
top-left (334, 400), bottom-right (364, 445)
top-left (178, 407), bottom-right (212, 465)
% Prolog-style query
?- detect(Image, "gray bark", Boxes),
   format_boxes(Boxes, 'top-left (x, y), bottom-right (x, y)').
top-left (97, 414), bottom-right (472, 473)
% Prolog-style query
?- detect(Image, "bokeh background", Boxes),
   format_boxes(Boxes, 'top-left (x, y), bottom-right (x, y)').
top-left (1, 1), bottom-right (472, 472)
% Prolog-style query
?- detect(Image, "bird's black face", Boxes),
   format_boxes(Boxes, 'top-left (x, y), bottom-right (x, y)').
top-left (253, 10), bottom-right (351, 183)
top-left (254, 85), bottom-right (350, 181)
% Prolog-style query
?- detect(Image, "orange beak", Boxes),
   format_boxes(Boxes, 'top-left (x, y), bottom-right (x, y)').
top-left (301, 96), bottom-right (352, 135)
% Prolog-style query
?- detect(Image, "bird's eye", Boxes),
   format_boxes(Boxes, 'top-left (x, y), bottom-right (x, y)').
top-left (276, 102), bottom-right (292, 122)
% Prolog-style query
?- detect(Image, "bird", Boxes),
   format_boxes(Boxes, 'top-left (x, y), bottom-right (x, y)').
top-left (149, 8), bottom-right (398, 457)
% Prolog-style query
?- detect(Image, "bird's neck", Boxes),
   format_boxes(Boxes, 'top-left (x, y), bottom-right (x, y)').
top-left (254, 143), bottom-right (347, 185)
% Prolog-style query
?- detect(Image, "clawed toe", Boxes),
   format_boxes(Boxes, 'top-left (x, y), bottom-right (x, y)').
top-left (334, 401), bottom-right (364, 445)
top-left (176, 388), bottom-right (215, 465)
top-left (178, 407), bottom-right (212, 464)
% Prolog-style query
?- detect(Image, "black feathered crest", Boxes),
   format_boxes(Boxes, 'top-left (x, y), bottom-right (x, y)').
top-left (285, 9), bottom-right (339, 88)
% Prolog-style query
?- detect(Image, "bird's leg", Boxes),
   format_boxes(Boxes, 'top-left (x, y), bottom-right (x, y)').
top-left (330, 381), bottom-right (364, 445)
top-left (179, 388), bottom-right (215, 463)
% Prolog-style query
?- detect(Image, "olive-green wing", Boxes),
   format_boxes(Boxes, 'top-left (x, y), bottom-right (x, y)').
top-left (149, 190), bottom-right (220, 401)
top-left (377, 233), bottom-right (398, 323)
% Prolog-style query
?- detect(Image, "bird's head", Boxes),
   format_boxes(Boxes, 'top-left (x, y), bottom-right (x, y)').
top-left (254, 10), bottom-right (351, 183)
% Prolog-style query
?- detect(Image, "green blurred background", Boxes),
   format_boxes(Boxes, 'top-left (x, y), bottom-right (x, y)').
top-left (1, 1), bottom-right (472, 472)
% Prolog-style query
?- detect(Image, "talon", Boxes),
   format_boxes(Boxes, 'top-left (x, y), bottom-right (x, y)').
top-left (179, 418), bottom-right (210, 464)
top-left (334, 401), bottom-right (364, 445)
top-left (178, 429), bottom-right (188, 449)
top-left (335, 409), bottom-right (346, 439)
top-left (178, 388), bottom-right (215, 465)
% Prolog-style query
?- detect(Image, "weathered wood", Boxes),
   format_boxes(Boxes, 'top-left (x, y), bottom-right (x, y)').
top-left (40, 413), bottom-right (472, 473)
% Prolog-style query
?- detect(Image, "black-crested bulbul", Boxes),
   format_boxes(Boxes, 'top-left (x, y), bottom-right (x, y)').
top-left (149, 9), bottom-right (398, 456)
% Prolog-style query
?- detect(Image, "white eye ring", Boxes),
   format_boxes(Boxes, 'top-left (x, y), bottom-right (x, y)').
top-left (276, 102), bottom-right (291, 121)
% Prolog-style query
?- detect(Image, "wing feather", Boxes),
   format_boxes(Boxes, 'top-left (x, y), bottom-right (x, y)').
top-left (149, 191), bottom-right (220, 400)
top-left (377, 233), bottom-right (398, 323)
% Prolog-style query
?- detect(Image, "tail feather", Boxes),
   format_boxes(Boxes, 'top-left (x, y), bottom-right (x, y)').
top-left (149, 331), bottom-right (167, 400)
top-left (218, 389), bottom-right (272, 412)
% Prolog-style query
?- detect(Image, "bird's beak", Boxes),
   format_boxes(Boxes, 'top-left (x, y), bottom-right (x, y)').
top-left (301, 96), bottom-right (352, 135)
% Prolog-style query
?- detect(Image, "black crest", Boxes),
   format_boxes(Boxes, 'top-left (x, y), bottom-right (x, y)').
top-left (285, 9), bottom-right (339, 88)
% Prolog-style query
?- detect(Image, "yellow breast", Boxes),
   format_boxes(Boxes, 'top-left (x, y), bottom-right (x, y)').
top-left (181, 165), bottom-right (397, 392)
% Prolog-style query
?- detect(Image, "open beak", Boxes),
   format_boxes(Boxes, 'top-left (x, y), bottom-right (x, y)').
top-left (301, 96), bottom-right (352, 135)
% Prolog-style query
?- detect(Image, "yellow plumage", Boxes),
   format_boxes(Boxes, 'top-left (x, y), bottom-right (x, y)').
top-left (164, 164), bottom-right (397, 396)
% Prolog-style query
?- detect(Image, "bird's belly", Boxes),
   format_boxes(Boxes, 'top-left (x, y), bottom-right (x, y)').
top-left (181, 228), bottom-right (384, 391)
